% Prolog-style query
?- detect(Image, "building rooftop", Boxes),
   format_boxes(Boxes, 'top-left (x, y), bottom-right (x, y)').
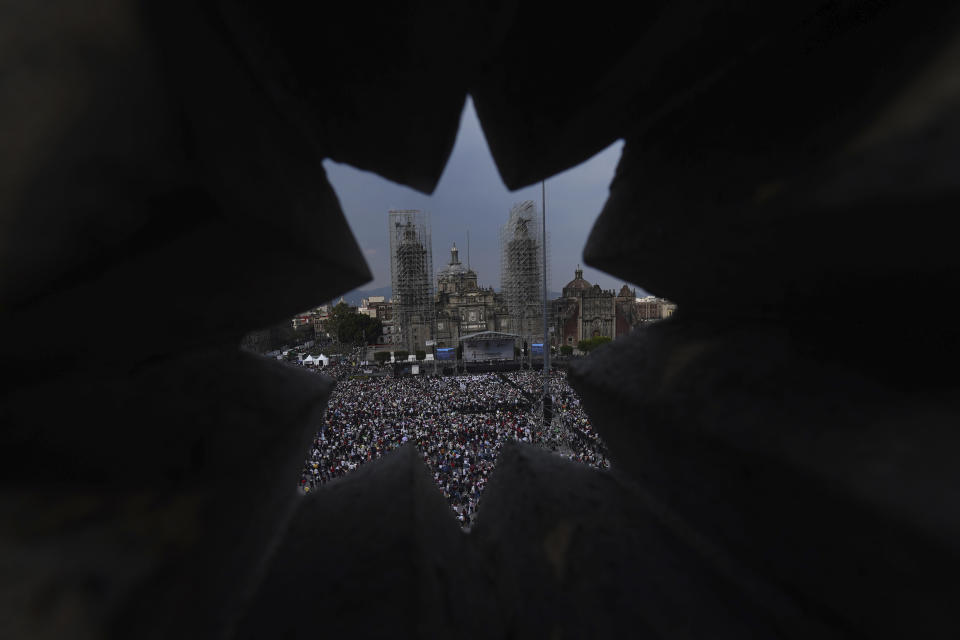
top-left (564, 266), bottom-right (591, 291)
top-left (438, 243), bottom-right (475, 278)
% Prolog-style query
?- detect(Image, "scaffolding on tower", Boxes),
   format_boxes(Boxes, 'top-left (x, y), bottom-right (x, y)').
top-left (500, 201), bottom-right (550, 356)
top-left (388, 209), bottom-right (434, 353)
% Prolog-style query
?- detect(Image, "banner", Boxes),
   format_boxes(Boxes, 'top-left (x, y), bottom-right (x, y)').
top-left (531, 343), bottom-right (544, 355)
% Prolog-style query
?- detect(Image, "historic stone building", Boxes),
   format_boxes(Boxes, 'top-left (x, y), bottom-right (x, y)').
top-left (551, 267), bottom-right (644, 348)
top-left (388, 210), bottom-right (434, 351)
top-left (500, 201), bottom-right (544, 347)
top-left (434, 243), bottom-right (510, 348)
top-left (636, 295), bottom-right (678, 321)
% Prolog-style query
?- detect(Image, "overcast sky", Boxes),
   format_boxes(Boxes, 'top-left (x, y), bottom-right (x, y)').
top-left (323, 98), bottom-right (647, 296)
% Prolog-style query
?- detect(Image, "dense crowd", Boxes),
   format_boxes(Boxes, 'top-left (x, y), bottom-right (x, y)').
top-left (502, 370), bottom-right (610, 467)
top-left (298, 364), bottom-right (608, 528)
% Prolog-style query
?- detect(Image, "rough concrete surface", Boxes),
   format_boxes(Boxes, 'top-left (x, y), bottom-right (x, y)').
top-left (2, 1), bottom-right (959, 638)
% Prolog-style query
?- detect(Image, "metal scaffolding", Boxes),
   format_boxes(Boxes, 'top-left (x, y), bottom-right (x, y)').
top-left (500, 201), bottom-right (549, 350)
top-left (388, 209), bottom-right (434, 353)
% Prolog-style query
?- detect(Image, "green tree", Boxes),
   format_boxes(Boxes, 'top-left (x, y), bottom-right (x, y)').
top-left (394, 350), bottom-right (409, 361)
top-left (357, 314), bottom-right (382, 344)
top-left (325, 302), bottom-right (353, 343)
top-left (415, 350), bottom-right (426, 360)
top-left (560, 344), bottom-right (573, 356)
top-left (327, 302), bottom-right (383, 345)
top-left (374, 351), bottom-right (390, 364)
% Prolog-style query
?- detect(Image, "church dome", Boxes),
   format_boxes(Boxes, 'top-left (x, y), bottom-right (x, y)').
top-left (564, 267), bottom-right (591, 291)
top-left (439, 243), bottom-right (470, 277)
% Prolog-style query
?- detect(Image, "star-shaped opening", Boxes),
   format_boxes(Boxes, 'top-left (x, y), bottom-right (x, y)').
top-left (269, 97), bottom-right (660, 527)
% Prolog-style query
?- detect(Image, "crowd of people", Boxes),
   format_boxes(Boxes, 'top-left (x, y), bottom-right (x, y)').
top-left (298, 363), bottom-right (609, 528)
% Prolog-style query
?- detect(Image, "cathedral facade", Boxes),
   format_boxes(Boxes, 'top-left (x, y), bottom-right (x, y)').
top-left (550, 267), bottom-right (644, 348)
top-left (434, 243), bottom-right (510, 348)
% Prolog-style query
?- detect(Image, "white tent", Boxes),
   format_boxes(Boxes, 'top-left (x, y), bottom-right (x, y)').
top-left (301, 354), bottom-right (329, 367)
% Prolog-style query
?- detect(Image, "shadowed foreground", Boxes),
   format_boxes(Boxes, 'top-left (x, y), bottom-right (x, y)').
top-left (2, 2), bottom-right (959, 638)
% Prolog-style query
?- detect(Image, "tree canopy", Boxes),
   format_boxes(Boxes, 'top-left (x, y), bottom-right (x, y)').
top-left (326, 302), bottom-right (382, 345)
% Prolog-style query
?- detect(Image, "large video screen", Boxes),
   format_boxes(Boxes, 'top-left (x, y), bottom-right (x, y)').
top-left (436, 348), bottom-right (456, 361)
top-left (464, 338), bottom-right (514, 362)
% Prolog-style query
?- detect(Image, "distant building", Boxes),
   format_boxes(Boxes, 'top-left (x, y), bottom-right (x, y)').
top-left (550, 267), bottom-right (647, 347)
top-left (357, 298), bottom-right (376, 318)
top-left (636, 295), bottom-right (678, 320)
top-left (359, 296), bottom-right (389, 325)
top-left (304, 305), bottom-right (329, 337)
top-left (434, 243), bottom-right (509, 348)
top-left (378, 205), bottom-right (675, 357)
top-left (388, 210), bottom-right (434, 351)
top-left (500, 201), bottom-right (544, 347)
top-left (377, 302), bottom-right (401, 345)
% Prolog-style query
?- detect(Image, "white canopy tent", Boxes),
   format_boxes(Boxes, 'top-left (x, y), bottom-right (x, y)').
top-left (301, 354), bottom-right (329, 367)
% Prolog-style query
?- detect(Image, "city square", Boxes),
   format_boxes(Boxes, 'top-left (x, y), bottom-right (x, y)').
top-left (297, 365), bottom-right (609, 528)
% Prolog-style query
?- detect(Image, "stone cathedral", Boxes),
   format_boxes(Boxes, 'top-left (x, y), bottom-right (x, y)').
top-left (551, 267), bottom-right (643, 347)
top-left (434, 243), bottom-right (510, 348)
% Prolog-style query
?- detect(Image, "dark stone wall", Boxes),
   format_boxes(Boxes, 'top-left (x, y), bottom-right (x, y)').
top-left (2, 1), bottom-right (958, 638)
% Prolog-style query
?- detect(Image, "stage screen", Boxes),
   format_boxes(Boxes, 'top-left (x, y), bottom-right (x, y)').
top-left (436, 348), bottom-right (456, 361)
top-left (464, 338), bottom-right (513, 362)
top-left (531, 343), bottom-right (544, 355)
